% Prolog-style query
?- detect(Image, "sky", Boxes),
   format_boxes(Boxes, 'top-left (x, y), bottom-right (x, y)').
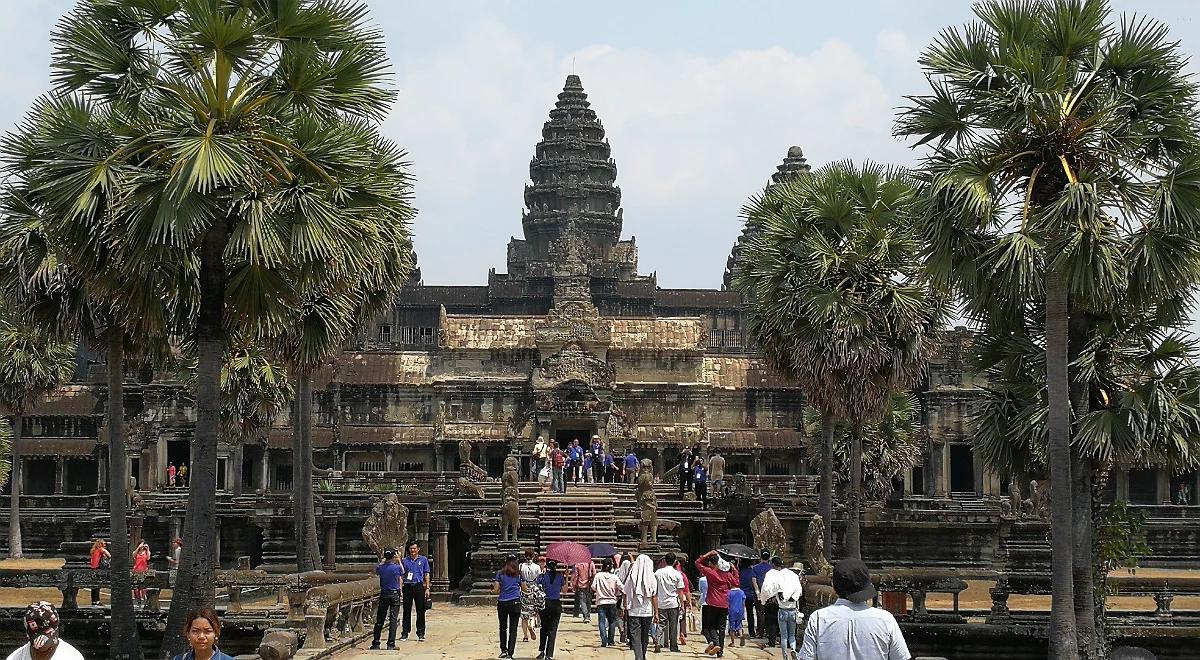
top-left (2, 1), bottom-right (1200, 295)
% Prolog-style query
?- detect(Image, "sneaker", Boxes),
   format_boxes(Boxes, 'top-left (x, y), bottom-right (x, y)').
top-left (399, 635), bottom-right (409, 642)
top-left (369, 644), bottom-right (380, 650)
top-left (386, 646), bottom-right (396, 651)
top-left (536, 653), bottom-right (545, 659)
top-left (418, 636), bottom-right (425, 642)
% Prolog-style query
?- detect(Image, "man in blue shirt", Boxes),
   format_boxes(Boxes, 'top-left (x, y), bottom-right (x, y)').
top-left (569, 439), bottom-right (584, 483)
top-left (739, 558), bottom-right (760, 639)
top-left (371, 548), bottom-right (403, 649)
top-left (623, 450), bottom-right (639, 483)
top-left (751, 550), bottom-right (777, 644)
top-left (401, 541), bottom-right (432, 641)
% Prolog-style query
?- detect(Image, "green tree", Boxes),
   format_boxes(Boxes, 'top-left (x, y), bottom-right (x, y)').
top-left (735, 160), bottom-right (945, 559)
top-left (0, 307), bottom-right (75, 558)
top-left (805, 391), bottom-right (923, 502)
top-left (36, 2), bottom-right (413, 654)
top-left (895, 2), bottom-right (1200, 655)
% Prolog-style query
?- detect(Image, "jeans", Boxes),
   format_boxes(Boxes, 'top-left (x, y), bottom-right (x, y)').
top-left (539, 600), bottom-right (562, 658)
top-left (401, 583), bottom-right (426, 637)
top-left (575, 587), bottom-right (592, 622)
top-left (497, 599), bottom-right (520, 656)
top-left (702, 604), bottom-right (728, 650)
top-left (597, 603), bottom-right (618, 646)
top-left (746, 597), bottom-right (759, 637)
top-left (552, 466), bottom-right (564, 493)
top-left (660, 607), bottom-right (680, 652)
top-left (778, 608), bottom-right (799, 656)
top-left (696, 481), bottom-right (708, 509)
top-left (372, 590), bottom-right (401, 646)
top-left (628, 615), bottom-right (652, 660)
top-left (764, 601), bottom-right (779, 644)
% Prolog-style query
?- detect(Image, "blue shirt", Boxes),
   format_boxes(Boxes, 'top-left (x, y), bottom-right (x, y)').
top-left (752, 562), bottom-right (771, 593)
top-left (739, 566), bottom-right (757, 596)
top-left (570, 446), bottom-right (583, 461)
top-left (174, 649), bottom-right (236, 660)
top-left (605, 454), bottom-right (615, 467)
top-left (376, 562), bottom-right (403, 591)
top-left (402, 555), bottom-right (431, 585)
top-left (728, 587), bottom-right (747, 617)
top-left (496, 571), bottom-right (522, 601)
top-left (694, 466), bottom-right (707, 483)
top-left (624, 453), bottom-right (639, 469)
top-left (538, 571), bottom-right (565, 600)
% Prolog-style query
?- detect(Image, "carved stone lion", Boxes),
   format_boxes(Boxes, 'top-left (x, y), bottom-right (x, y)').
top-left (500, 485), bottom-right (520, 542)
top-left (751, 508), bottom-right (788, 559)
top-left (362, 493), bottom-right (409, 559)
top-left (805, 514), bottom-right (833, 576)
top-left (456, 477), bottom-right (485, 499)
top-left (637, 458), bottom-right (658, 544)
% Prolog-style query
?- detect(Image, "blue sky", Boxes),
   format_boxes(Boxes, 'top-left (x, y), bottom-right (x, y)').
top-left (3, 1), bottom-right (1200, 296)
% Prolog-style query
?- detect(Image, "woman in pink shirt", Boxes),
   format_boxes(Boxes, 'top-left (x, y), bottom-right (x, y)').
top-left (695, 549), bottom-right (739, 657)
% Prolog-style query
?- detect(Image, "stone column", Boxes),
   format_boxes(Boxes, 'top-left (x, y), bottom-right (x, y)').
top-left (97, 448), bottom-right (107, 493)
top-left (170, 517), bottom-right (183, 544)
top-left (130, 516), bottom-right (144, 548)
top-left (259, 448), bottom-right (270, 492)
top-left (927, 441), bottom-right (947, 497)
top-left (322, 520), bottom-right (337, 571)
top-left (431, 518), bottom-right (450, 592)
top-left (1115, 469), bottom-right (1130, 502)
top-left (232, 444), bottom-right (244, 496)
top-left (434, 441), bottom-right (445, 472)
top-left (902, 467), bottom-right (913, 496)
top-left (1157, 468), bottom-right (1171, 504)
top-left (752, 449), bottom-right (763, 476)
top-left (54, 458), bottom-right (65, 494)
top-left (213, 518), bottom-right (222, 567)
top-left (156, 438), bottom-right (168, 488)
top-left (416, 510), bottom-right (431, 550)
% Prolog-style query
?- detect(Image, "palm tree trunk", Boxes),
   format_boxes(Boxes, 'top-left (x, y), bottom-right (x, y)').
top-left (106, 333), bottom-right (141, 660)
top-left (843, 424), bottom-right (864, 559)
top-left (818, 413), bottom-right (835, 556)
top-left (8, 413), bottom-right (21, 558)
top-left (162, 222), bottom-right (228, 659)
top-left (293, 373), bottom-right (320, 572)
top-left (1072, 454), bottom-right (1096, 660)
top-left (1045, 268), bottom-right (1079, 660)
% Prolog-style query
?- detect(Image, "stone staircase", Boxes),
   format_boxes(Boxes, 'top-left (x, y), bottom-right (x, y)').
top-left (534, 490), bottom-right (618, 545)
top-left (1000, 521), bottom-right (1052, 574)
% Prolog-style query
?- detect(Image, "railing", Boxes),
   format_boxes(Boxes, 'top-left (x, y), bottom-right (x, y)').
top-left (989, 573), bottom-right (1200, 620)
top-left (296, 576), bottom-right (380, 651)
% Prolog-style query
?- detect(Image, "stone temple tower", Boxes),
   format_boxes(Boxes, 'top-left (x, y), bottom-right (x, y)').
top-left (488, 75), bottom-right (657, 315)
top-left (721, 146), bottom-right (811, 290)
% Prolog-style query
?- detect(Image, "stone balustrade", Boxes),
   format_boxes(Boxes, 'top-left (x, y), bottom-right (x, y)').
top-left (296, 576), bottom-right (380, 651)
top-left (804, 569), bottom-right (974, 621)
top-left (989, 573), bottom-right (1200, 621)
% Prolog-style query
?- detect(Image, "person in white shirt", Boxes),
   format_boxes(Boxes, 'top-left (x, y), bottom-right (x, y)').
top-left (622, 554), bottom-right (658, 660)
top-left (798, 559), bottom-right (910, 660)
top-left (6, 602), bottom-right (84, 660)
top-left (758, 557), bottom-right (804, 660)
top-left (653, 553), bottom-right (686, 652)
top-left (592, 558), bottom-right (623, 648)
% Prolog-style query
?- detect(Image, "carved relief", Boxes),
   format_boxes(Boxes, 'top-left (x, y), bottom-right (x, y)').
top-left (532, 342), bottom-right (614, 390)
top-left (362, 494), bottom-right (409, 559)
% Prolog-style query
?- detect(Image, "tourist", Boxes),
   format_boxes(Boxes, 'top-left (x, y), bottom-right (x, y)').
top-left (519, 551), bottom-right (544, 642)
top-left (752, 551), bottom-right (779, 646)
top-left (709, 452), bottom-right (725, 496)
top-left (604, 450), bottom-right (617, 483)
top-left (678, 448), bottom-right (694, 498)
top-left (531, 436), bottom-right (547, 480)
top-left (6, 602), bottom-right (83, 660)
top-left (132, 540), bottom-right (151, 608)
top-left (798, 558), bottom-right (909, 660)
top-left (695, 549), bottom-right (739, 657)
top-left (569, 439), bottom-right (584, 483)
top-left (536, 559), bottom-right (564, 660)
top-left (168, 538), bottom-right (183, 587)
top-left (494, 553), bottom-right (524, 659)
top-left (172, 607), bottom-right (235, 660)
top-left (370, 547), bottom-right (402, 650)
top-left (179, 463), bottom-right (188, 487)
top-left (623, 449), bottom-right (639, 483)
top-left (570, 556), bottom-right (595, 623)
top-left (676, 559), bottom-right (693, 645)
top-left (697, 571), bottom-right (708, 630)
top-left (590, 435), bottom-right (604, 482)
top-left (400, 541), bottom-right (431, 642)
top-left (1177, 482), bottom-right (1192, 505)
top-left (622, 554), bottom-right (657, 660)
top-left (654, 552), bottom-right (685, 653)
top-left (759, 557), bottom-right (803, 660)
top-left (694, 458), bottom-right (709, 510)
top-left (549, 441), bottom-right (566, 494)
top-left (167, 462), bottom-right (177, 488)
top-left (728, 585), bottom-right (747, 647)
top-left (592, 557), bottom-right (622, 647)
top-left (88, 539), bottom-right (110, 606)
top-left (740, 557), bottom-right (760, 639)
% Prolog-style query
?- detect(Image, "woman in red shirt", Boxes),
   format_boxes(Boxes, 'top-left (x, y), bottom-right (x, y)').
top-left (694, 549), bottom-right (739, 657)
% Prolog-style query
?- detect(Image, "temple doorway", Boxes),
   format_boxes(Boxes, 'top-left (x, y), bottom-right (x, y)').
top-left (554, 428), bottom-right (592, 447)
top-left (1129, 468), bottom-right (1158, 504)
top-left (24, 459), bottom-right (55, 495)
top-left (949, 444), bottom-right (975, 493)
top-left (166, 439), bottom-right (190, 484)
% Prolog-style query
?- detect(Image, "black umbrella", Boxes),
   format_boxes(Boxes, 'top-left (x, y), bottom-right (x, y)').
top-left (717, 543), bottom-right (757, 560)
top-left (589, 542), bottom-right (618, 558)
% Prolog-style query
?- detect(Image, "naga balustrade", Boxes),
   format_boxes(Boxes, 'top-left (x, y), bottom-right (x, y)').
top-left (293, 576), bottom-right (380, 651)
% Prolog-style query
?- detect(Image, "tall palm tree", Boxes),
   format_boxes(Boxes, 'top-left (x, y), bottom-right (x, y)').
top-left (0, 306), bottom-right (75, 558)
top-left (896, 2), bottom-right (1200, 656)
top-left (735, 160), bottom-right (945, 559)
top-left (32, 2), bottom-right (412, 654)
top-left (806, 391), bottom-right (923, 503)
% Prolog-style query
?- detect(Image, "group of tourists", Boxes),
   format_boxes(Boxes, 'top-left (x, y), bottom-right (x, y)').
top-left (165, 462), bottom-right (189, 488)
top-left (88, 537), bottom-right (181, 608)
top-left (6, 601), bottom-right (234, 660)
top-left (529, 435), bottom-right (650, 491)
top-left (677, 448), bottom-right (725, 510)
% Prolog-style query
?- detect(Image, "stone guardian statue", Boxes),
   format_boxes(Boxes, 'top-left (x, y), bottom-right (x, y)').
top-left (637, 458), bottom-right (658, 544)
top-left (751, 508), bottom-right (788, 559)
top-left (805, 514), bottom-right (833, 576)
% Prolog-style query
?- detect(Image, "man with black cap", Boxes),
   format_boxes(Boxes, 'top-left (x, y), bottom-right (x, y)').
top-left (370, 547), bottom-right (404, 650)
top-left (6, 601), bottom-right (83, 660)
top-left (798, 559), bottom-right (909, 660)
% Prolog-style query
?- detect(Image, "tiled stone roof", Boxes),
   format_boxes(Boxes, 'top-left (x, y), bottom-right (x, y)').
top-left (338, 352), bottom-right (432, 385)
top-left (339, 425), bottom-right (436, 445)
top-left (442, 422), bottom-right (510, 440)
top-left (702, 357), bottom-right (793, 388)
top-left (268, 426), bottom-right (335, 449)
top-left (609, 319), bottom-right (705, 351)
top-left (708, 429), bottom-right (805, 450)
top-left (23, 438), bottom-right (98, 457)
top-left (440, 315), bottom-right (708, 351)
top-left (35, 387), bottom-right (101, 416)
top-left (440, 317), bottom-right (539, 350)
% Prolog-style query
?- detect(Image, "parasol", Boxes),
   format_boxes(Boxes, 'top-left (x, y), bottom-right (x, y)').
top-left (588, 542), bottom-right (619, 558)
top-left (716, 543), bottom-right (757, 560)
top-left (544, 541), bottom-right (592, 566)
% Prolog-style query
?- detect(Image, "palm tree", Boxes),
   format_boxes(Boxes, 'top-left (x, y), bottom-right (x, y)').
top-left (806, 391), bottom-right (923, 502)
top-left (0, 306), bottom-right (75, 558)
top-left (735, 160), bottom-right (945, 559)
top-left (33, 2), bottom-right (412, 653)
top-left (896, 2), bottom-right (1200, 655)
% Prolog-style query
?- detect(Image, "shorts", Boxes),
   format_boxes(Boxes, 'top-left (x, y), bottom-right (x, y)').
top-left (728, 614), bottom-right (744, 632)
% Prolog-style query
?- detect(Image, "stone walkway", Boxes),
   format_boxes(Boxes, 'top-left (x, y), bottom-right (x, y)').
top-left (338, 607), bottom-right (786, 660)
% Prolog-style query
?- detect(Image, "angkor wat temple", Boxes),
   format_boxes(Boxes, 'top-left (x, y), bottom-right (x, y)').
top-left (4, 75), bottom-right (1200, 656)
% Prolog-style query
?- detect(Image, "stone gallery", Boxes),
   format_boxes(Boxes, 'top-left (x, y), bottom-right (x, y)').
top-left (5, 76), bottom-right (1200, 658)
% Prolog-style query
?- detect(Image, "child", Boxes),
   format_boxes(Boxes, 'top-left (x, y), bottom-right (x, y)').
top-left (727, 585), bottom-right (746, 647)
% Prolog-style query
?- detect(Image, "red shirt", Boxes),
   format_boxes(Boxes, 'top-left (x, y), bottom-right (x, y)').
top-left (695, 557), bottom-right (739, 608)
top-left (552, 449), bottom-right (565, 468)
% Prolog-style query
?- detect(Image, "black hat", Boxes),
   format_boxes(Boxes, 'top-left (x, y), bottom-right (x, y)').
top-left (382, 547), bottom-right (397, 559)
top-left (760, 550), bottom-right (771, 560)
top-left (832, 558), bottom-right (876, 603)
